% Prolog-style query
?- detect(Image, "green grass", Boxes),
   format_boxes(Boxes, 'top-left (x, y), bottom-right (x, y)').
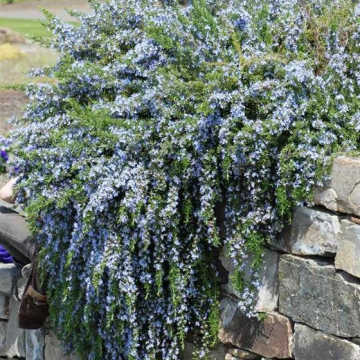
top-left (0, 18), bottom-right (51, 38)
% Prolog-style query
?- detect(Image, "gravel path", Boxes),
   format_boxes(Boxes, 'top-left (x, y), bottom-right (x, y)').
top-left (0, 0), bottom-right (95, 21)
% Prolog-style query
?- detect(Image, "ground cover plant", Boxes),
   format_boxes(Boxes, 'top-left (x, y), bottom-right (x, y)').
top-left (9, 0), bottom-right (360, 359)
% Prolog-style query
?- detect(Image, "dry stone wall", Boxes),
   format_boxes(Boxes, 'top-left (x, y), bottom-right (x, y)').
top-left (0, 156), bottom-right (359, 360)
top-left (183, 156), bottom-right (360, 360)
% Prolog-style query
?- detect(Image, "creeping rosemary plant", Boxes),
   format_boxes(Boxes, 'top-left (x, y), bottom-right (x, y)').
top-left (10, 0), bottom-right (360, 359)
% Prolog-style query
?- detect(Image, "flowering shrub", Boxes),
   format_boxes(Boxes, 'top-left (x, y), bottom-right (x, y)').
top-left (0, 136), bottom-right (12, 174)
top-left (10, 0), bottom-right (360, 359)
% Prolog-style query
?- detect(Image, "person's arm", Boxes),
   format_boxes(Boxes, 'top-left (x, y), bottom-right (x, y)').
top-left (0, 177), bottom-right (18, 204)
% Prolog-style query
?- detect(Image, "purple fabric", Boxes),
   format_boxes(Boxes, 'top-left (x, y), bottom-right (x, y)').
top-left (0, 245), bottom-right (13, 263)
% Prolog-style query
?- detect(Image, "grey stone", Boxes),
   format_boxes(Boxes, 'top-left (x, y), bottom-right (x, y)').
top-left (335, 219), bottom-right (360, 278)
top-left (5, 297), bottom-right (25, 358)
top-left (293, 324), bottom-right (360, 360)
top-left (220, 248), bottom-right (279, 312)
top-left (279, 254), bottom-right (360, 337)
top-left (0, 295), bottom-right (9, 320)
top-left (26, 328), bottom-right (45, 360)
top-left (315, 188), bottom-right (339, 212)
top-left (315, 156), bottom-right (360, 216)
top-left (0, 263), bottom-right (21, 297)
top-left (272, 207), bottom-right (342, 255)
top-left (219, 296), bottom-right (293, 359)
top-left (228, 347), bottom-right (260, 359)
top-left (225, 354), bottom-right (238, 360)
top-left (0, 321), bottom-right (7, 356)
top-left (45, 331), bottom-right (77, 360)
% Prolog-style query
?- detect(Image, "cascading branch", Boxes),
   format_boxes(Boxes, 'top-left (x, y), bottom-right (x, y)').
top-left (9, 0), bottom-right (360, 359)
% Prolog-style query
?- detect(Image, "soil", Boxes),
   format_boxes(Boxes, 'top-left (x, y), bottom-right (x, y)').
top-left (0, 89), bottom-right (27, 135)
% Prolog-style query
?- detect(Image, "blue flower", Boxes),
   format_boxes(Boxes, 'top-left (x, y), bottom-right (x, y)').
top-left (233, 18), bottom-right (247, 32)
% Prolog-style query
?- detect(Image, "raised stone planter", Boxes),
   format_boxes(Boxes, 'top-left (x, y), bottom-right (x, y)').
top-left (293, 324), bottom-right (360, 360)
top-left (279, 255), bottom-right (360, 338)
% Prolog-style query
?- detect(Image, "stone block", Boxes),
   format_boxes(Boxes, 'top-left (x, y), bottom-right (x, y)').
top-left (5, 297), bottom-right (25, 358)
top-left (227, 347), bottom-right (260, 359)
top-left (271, 207), bottom-right (342, 255)
top-left (315, 156), bottom-right (360, 216)
top-left (26, 328), bottom-right (45, 360)
top-left (225, 354), bottom-right (237, 360)
top-left (0, 295), bottom-right (9, 320)
top-left (279, 255), bottom-right (360, 337)
top-left (45, 331), bottom-right (77, 360)
top-left (293, 324), bottom-right (360, 360)
top-left (0, 263), bottom-right (21, 297)
top-left (218, 296), bottom-right (293, 359)
top-left (335, 219), bottom-right (360, 278)
top-left (220, 248), bottom-right (279, 312)
top-left (0, 321), bottom-right (7, 356)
